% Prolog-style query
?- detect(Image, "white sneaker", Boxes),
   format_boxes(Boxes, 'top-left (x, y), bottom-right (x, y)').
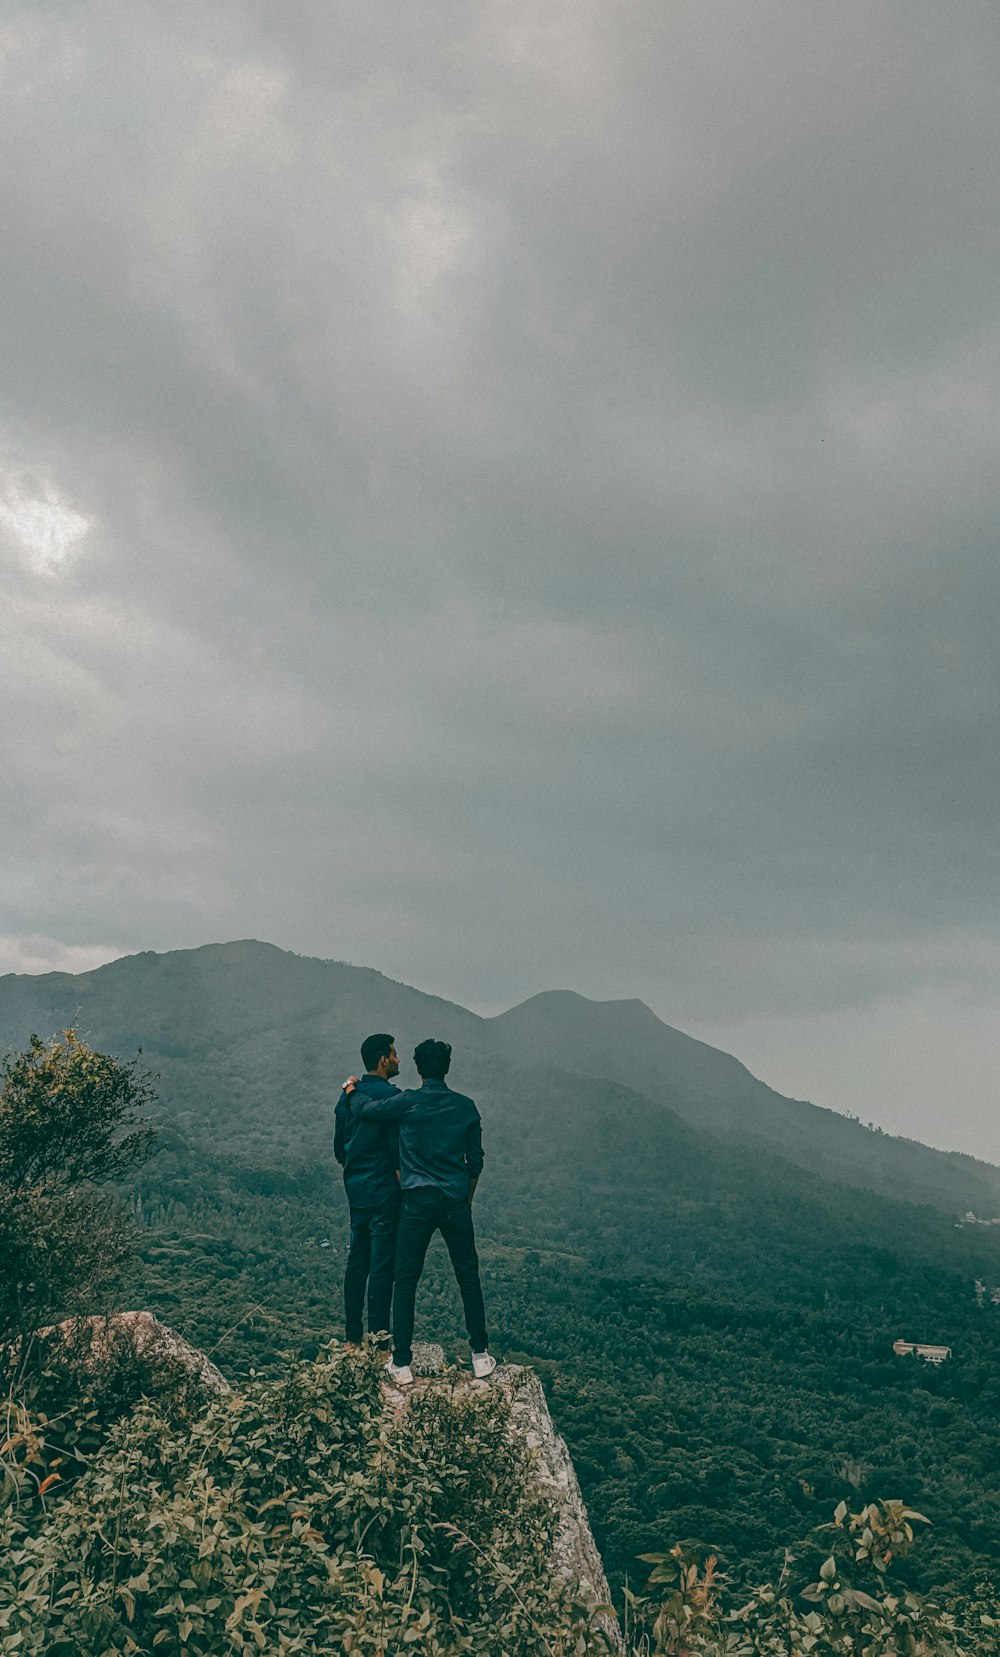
top-left (385, 1360), bottom-right (414, 1386)
top-left (471, 1351), bottom-right (497, 1380)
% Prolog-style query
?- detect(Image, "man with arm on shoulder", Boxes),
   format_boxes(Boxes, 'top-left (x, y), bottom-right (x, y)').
top-left (349, 1038), bottom-right (495, 1387)
top-left (333, 1032), bottom-right (401, 1351)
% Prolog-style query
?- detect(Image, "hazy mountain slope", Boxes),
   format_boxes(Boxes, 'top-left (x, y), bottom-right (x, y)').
top-left (487, 989), bottom-right (1000, 1215)
top-left (2, 940), bottom-right (999, 1216)
top-left (0, 939), bottom-right (484, 1061)
top-left (487, 991), bottom-right (768, 1107)
top-left (0, 940), bottom-right (486, 1159)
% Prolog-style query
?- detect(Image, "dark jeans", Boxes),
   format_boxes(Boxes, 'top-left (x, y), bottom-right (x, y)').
top-left (343, 1191), bottom-right (400, 1347)
top-left (392, 1186), bottom-right (488, 1367)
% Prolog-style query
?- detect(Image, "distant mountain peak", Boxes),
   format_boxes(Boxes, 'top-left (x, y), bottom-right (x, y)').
top-left (489, 986), bottom-right (757, 1084)
top-left (500, 988), bottom-right (656, 1015)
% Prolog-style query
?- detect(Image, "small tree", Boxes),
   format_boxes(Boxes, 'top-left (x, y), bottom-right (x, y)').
top-left (0, 1032), bottom-right (156, 1353)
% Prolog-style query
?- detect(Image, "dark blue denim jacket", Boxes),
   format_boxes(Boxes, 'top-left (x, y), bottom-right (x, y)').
top-left (334, 1074), bottom-right (400, 1208)
top-left (352, 1079), bottom-right (484, 1204)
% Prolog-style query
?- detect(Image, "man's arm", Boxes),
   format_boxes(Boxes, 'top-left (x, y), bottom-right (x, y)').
top-left (465, 1113), bottom-right (484, 1201)
top-left (352, 1091), bottom-right (408, 1123)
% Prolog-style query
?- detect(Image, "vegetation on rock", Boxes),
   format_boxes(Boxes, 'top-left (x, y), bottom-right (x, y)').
top-left (1, 1345), bottom-right (611, 1655)
top-left (4, 1335), bottom-right (997, 1655)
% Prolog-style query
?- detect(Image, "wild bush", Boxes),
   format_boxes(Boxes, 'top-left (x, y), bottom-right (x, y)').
top-left (631, 1497), bottom-right (1000, 1656)
top-left (2, 1316), bottom-right (209, 1513)
top-left (0, 1345), bottom-right (613, 1655)
top-left (0, 1031), bottom-right (156, 1349)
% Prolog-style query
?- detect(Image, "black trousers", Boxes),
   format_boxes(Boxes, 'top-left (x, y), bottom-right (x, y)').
top-left (343, 1190), bottom-right (400, 1346)
top-left (392, 1186), bottom-right (488, 1367)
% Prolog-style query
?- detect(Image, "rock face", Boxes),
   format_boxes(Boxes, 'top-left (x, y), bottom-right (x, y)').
top-left (410, 1340), bottom-right (446, 1375)
top-left (36, 1312), bottom-right (230, 1395)
top-left (507, 1368), bottom-right (624, 1652)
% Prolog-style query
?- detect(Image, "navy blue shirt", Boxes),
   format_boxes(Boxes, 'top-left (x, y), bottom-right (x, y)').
top-left (352, 1079), bottom-right (484, 1204)
top-left (334, 1074), bottom-right (400, 1208)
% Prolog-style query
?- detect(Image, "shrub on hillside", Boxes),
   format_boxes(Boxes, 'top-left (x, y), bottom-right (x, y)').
top-left (0, 1345), bottom-right (613, 1655)
top-left (2, 1316), bottom-right (210, 1513)
top-left (0, 1032), bottom-right (156, 1351)
top-left (631, 1497), bottom-right (1000, 1655)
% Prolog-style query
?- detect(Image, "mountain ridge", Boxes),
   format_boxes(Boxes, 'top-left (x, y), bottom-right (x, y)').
top-left (0, 938), bottom-right (997, 1216)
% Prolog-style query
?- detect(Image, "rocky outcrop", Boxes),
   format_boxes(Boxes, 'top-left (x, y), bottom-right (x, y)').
top-left (507, 1368), bottom-right (622, 1648)
top-left (34, 1311), bottom-right (230, 1395)
top-left (382, 1347), bottom-right (624, 1651)
top-left (28, 1320), bottom-right (621, 1648)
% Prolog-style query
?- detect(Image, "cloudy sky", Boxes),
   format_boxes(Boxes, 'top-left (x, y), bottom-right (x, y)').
top-left (2, 1), bottom-right (999, 1158)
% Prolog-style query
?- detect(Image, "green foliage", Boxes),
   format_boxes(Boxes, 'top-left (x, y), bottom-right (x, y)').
top-left (0, 1032), bottom-right (156, 1190)
top-left (118, 1132), bottom-right (1000, 1606)
top-left (0, 1346), bottom-right (613, 1655)
top-left (0, 1032), bottom-right (156, 1346)
top-left (1, 1317), bottom-right (208, 1514)
top-left (632, 1498), bottom-right (1000, 1655)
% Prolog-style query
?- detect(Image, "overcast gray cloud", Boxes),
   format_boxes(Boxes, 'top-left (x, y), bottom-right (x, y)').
top-left (2, 1), bottom-right (1000, 1156)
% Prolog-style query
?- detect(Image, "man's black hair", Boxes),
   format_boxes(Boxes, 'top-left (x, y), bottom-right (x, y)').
top-left (361, 1032), bottom-right (395, 1073)
top-left (413, 1038), bottom-right (452, 1080)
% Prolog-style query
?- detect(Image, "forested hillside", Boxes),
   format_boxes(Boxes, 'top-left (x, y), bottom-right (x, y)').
top-left (2, 939), bottom-right (1000, 1213)
top-left (3, 941), bottom-right (1000, 1604)
top-left (488, 990), bottom-right (1000, 1213)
